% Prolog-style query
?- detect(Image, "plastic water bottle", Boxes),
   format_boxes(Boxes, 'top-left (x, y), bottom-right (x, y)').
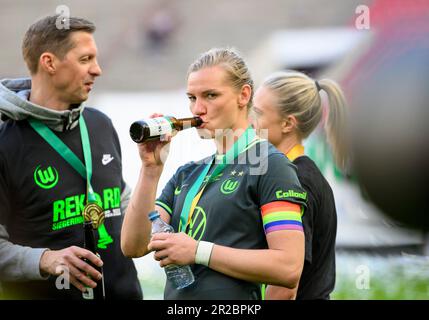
top-left (149, 211), bottom-right (195, 289)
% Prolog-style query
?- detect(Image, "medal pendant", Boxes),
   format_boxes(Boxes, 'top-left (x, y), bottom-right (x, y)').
top-left (83, 203), bottom-right (105, 229)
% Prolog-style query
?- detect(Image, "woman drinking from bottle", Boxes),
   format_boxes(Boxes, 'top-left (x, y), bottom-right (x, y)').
top-left (121, 48), bottom-right (307, 299)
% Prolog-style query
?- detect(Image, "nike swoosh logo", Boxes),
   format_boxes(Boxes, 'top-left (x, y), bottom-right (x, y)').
top-left (174, 186), bottom-right (181, 195)
top-left (174, 184), bottom-right (188, 195)
top-left (102, 155), bottom-right (114, 165)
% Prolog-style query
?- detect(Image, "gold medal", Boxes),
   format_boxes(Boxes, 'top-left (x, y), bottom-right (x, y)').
top-left (83, 203), bottom-right (105, 229)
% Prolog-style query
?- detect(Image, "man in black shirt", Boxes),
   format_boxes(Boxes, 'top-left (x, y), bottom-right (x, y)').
top-left (0, 15), bottom-right (142, 299)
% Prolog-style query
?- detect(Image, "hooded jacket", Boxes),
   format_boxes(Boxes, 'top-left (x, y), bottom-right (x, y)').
top-left (0, 78), bottom-right (131, 285)
top-left (0, 78), bottom-right (83, 132)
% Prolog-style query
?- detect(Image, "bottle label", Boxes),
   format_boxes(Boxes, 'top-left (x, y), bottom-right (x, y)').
top-left (146, 117), bottom-right (173, 137)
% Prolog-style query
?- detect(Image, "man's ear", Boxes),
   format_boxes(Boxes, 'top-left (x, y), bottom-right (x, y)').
top-left (39, 52), bottom-right (57, 74)
top-left (238, 84), bottom-right (252, 109)
top-left (281, 115), bottom-right (297, 134)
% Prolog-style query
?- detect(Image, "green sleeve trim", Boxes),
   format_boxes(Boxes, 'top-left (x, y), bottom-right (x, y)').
top-left (155, 200), bottom-right (173, 216)
top-left (261, 283), bottom-right (266, 300)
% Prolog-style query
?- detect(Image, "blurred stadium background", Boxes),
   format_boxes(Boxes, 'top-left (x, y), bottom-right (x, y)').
top-left (1, 0), bottom-right (428, 299)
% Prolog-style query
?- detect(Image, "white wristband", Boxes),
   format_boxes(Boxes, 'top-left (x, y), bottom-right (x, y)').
top-left (195, 241), bottom-right (214, 267)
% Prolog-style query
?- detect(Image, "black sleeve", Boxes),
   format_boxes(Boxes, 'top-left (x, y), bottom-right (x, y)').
top-left (0, 152), bottom-right (11, 225)
top-left (300, 184), bottom-right (316, 264)
top-left (108, 119), bottom-right (132, 213)
top-left (108, 118), bottom-right (126, 192)
top-left (256, 152), bottom-right (307, 208)
top-left (155, 172), bottom-right (178, 217)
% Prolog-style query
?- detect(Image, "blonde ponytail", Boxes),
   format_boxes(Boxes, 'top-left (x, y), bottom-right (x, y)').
top-left (318, 79), bottom-right (348, 170)
top-left (262, 71), bottom-right (348, 170)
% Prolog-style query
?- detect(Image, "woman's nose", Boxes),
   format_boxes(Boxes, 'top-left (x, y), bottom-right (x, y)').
top-left (191, 98), bottom-right (206, 115)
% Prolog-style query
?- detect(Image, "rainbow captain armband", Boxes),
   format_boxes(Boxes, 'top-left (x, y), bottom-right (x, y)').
top-left (261, 201), bottom-right (303, 234)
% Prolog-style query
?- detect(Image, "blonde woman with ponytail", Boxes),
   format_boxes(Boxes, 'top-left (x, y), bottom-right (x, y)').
top-left (252, 71), bottom-right (348, 300)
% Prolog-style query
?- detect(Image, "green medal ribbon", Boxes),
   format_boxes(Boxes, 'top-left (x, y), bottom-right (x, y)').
top-left (28, 116), bottom-right (113, 249)
top-left (178, 126), bottom-right (257, 232)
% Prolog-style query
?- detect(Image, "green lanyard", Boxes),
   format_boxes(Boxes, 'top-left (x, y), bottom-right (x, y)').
top-left (179, 126), bottom-right (257, 232)
top-left (28, 116), bottom-right (97, 203)
top-left (28, 116), bottom-right (114, 249)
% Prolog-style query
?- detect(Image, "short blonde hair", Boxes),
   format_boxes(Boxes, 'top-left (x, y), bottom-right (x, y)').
top-left (187, 47), bottom-right (254, 109)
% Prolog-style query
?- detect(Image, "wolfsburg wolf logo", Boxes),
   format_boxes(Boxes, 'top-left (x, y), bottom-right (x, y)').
top-left (34, 165), bottom-right (59, 189)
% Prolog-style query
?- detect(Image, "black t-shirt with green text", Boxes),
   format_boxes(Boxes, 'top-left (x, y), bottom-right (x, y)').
top-left (0, 108), bottom-right (142, 299)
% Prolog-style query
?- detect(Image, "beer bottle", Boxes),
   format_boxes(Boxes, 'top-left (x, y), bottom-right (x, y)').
top-left (129, 116), bottom-right (203, 143)
top-left (82, 221), bottom-right (106, 300)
